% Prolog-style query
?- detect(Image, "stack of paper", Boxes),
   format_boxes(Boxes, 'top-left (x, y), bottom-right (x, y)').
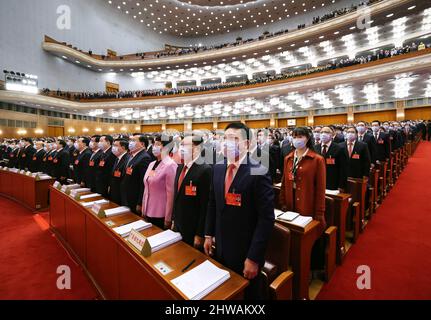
top-left (80, 199), bottom-right (109, 208)
top-left (274, 182), bottom-right (282, 188)
top-left (147, 230), bottom-right (182, 253)
top-left (70, 188), bottom-right (91, 197)
top-left (37, 174), bottom-right (52, 180)
top-left (171, 260), bottom-right (231, 300)
top-left (275, 210), bottom-right (299, 222)
top-left (113, 220), bottom-right (152, 237)
top-left (9, 168), bottom-right (19, 173)
top-left (326, 189), bottom-right (340, 196)
top-left (79, 193), bottom-right (101, 200)
top-left (289, 215), bottom-right (313, 228)
top-left (61, 184), bottom-right (80, 193)
top-left (103, 206), bottom-right (130, 217)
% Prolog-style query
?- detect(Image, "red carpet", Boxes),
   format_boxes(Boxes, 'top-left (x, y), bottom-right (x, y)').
top-left (0, 197), bottom-right (99, 300)
top-left (317, 141), bottom-right (431, 300)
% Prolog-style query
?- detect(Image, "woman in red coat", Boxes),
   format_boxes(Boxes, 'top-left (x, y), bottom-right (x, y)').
top-left (279, 127), bottom-right (326, 232)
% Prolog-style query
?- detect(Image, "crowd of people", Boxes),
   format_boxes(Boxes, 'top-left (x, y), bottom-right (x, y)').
top-left (41, 41), bottom-right (430, 101)
top-left (0, 118), bottom-right (429, 298)
top-left (62, 0), bottom-right (382, 61)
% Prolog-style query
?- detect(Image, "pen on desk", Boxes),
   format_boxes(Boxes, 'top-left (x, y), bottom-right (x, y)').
top-left (277, 212), bottom-right (285, 217)
top-left (181, 259), bottom-right (196, 273)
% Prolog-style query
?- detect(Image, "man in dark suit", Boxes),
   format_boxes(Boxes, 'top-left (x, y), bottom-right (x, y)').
top-left (19, 138), bottom-right (36, 171)
top-left (7, 141), bottom-right (20, 168)
top-left (146, 135), bottom-right (157, 162)
top-left (356, 121), bottom-right (376, 164)
top-left (257, 129), bottom-right (279, 181)
top-left (173, 135), bottom-right (212, 248)
top-left (85, 135), bottom-right (103, 192)
top-left (315, 126), bottom-right (348, 191)
top-left (279, 136), bottom-right (293, 175)
top-left (28, 141), bottom-right (46, 173)
top-left (249, 129), bottom-right (270, 177)
top-left (340, 127), bottom-right (371, 179)
top-left (73, 137), bottom-right (92, 186)
top-left (41, 142), bottom-right (55, 175)
top-left (371, 120), bottom-right (390, 162)
top-left (204, 122), bottom-right (275, 300)
top-left (333, 126), bottom-right (345, 143)
top-left (51, 140), bottom-right (70, 184)
top-left (120, 134), bottom-right (152, 214)
top-left (95, 135), bottom-right (117, 198)
top-left (109, 139), bottom-right (130, 205)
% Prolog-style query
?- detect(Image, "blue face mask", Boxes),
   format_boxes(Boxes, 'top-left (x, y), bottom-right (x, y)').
top-left (347, 132), bottom-right (356, 142)
top-left (224, 140), bottom-right (240, 158)
top-left (293, 138), bottom-right (307, 150)
top-left (129, 141), bottom-right (137, 152)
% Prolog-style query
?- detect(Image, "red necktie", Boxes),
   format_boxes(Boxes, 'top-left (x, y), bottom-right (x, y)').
top-left (177, 165), bottom-right (188, 192)
top-left (225, 164), bottom-right (236, 196)
top-left (348, 143), bottom-right (353, 158)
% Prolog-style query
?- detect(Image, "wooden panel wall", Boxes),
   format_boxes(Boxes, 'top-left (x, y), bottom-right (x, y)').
top-left (354, 110), bottom-right (396, 123)
top-left (405, 107), bottom-right (431, 120)
top-left (192, 123), bottom-right (214, 130)
top-left (314, 114), bottom-right (348, 125)
top-left (48, 126), bottom-right (65, 137)
top-left (141, 124), bottom-right (162, 133)
top-left (165, 123), bottom-right (184, 132)
top-left (245, 119), bottom-right (270, 129)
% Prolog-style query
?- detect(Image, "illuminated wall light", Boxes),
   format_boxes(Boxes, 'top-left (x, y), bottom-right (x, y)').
top-left (109, 127), bottom-right (115, 132)
top-left (363, 83), bottom-right (380, 104)
top-left (68, 128), bottom-right (76, 133)
top-left (121, 127), bottom-right (127, 131)
top-left (17, 129), bottom-right (27, 135)
top-left (392, 17), bottom-right (407, 47)
top-left (34, 129), bottom-right (44, 134)
top-left (95, 128), bottom-right (102, 132)
top-left (365, 26), bottom-right (379, 46)
top-left (82, 128), bottom-right (89, 133)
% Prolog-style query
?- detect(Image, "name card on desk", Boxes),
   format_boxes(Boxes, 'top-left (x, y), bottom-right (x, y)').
top-left (128, 229), bottom-right (151, 257)
top-left (326, 189), bottom-right (340, 196)
top-left (91, 203), bottom-right (103, 215)
top-left (53, 181), bottom-right (62, 190)
top-left (26, 171), bottom-right (32, 176)
top-left (97, 206), bottom-right (130, 219)
top-left (78, 193), bottom-right (101, 200)
top-left (82, 199), bottom-right (109, 208)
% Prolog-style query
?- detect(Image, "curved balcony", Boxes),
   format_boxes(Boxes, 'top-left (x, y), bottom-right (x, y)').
top-left (2, 47), bottom-right (430, 114)
top-left (42, 0), bottom-right (418, 71)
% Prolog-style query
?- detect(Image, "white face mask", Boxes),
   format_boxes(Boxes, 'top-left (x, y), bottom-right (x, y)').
top-left (112, 146), bottom-right (120, 156)
top-left (152, 146), bottom-right (162, 157)
top-left (98, 141), bottom-right (108, 150)
top-left (73, 142), bottom-right (79, 149)
top-left (89, 141), bottom-right (96, 149)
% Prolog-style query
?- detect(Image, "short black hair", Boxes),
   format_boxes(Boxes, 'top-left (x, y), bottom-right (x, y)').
top-left (23, 137), bottom-right (33, 144)
top-left (155, 134), bottom-right (173, 147)
top-left (346, 126), bottom-right (358, 134)
top-left (147, 135), bottom-right (155, 144)
top-left (91, 135), bottom-right (101, 142)
top-left (114, 139), bottom-right (129, 151)
top-left (101, 135), bottom-right (114, 146)
top-left (372, 120), bottom-right (381, 126)
top-left (58, 140), bottom-right (67, 148)
top-left (68, 138), bottom-right (76, 143)
top-left (80, 137), bottom-right (90, 146)
top-left (135, 134), bottom-right (149, 148)
top-left (225, 122), bottom-right (250, 140)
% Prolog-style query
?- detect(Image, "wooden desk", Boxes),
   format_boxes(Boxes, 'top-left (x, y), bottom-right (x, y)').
top-left (0, 169), bottom-right (54, 211)
top-left (325, 192), bottom-right (350, 265)
top-left (49, 187), bottom-right (248, 300)
top-left (275, 219), bottom-right (321, 300)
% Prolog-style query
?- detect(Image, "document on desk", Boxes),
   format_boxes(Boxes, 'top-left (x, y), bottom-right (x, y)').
top-left (36, 174), bottom-right (52, 180)
top-left (274, 182), bottom-right (282, 188)
top-left (80, 199), bottom-right (109, 208)
top-left (326, 189), bottom-right (340, 196)
top-left (289, 215), bottom-right (313, 228)
top-left (147, 230), bottom-right (182, 253)
top-left (103, 206), bottom-right (130, 217)
top-left (70, 188), bottom-right (91, 197)
top-left (79, 193), bottom-right (101, 200)
top-left (113, 220), bottom-right (152, 237)
top-left (275, 209), bottom-right (300, 222)
top-left (171, 260), bottom-right (231, 300)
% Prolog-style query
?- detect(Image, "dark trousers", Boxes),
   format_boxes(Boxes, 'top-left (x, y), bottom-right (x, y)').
top-left (146, 216), bottom-right (165, 230)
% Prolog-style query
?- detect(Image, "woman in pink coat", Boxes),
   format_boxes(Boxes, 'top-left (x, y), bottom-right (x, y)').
top-left (142, 134), bottom-right (178, 230)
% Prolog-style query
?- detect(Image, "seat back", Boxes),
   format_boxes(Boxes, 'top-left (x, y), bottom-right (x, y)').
top-left (325, 196), bottom-right (335, 227)
top-left (265, 223), bottom-right (291, 274)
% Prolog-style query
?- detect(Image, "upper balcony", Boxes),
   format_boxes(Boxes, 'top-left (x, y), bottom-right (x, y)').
top-left (42, 0), bottom-right (422, 72)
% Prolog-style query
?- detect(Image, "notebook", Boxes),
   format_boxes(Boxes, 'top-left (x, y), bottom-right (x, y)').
top-left (289, 215), bottom-right (313, 228)
top-left (326, 189), bottom-right (340, 196)
top-left (171, 260), bottom-right (231, 300)
top-left (80, 199), bottom-right (109, 208)
top-left (275, 209), bottom-right (299, 222)
top-left (103, 206), bottom-right (130, 217)
top-left (79, 193), bottom-right (101, 200)
top-left (147, 230), bottom-right (182, 253)
top-left (113, 220), bottom-right (152, 237)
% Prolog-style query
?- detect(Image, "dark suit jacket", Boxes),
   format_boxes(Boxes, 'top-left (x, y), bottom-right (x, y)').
top-left (315, 142), bottom-right (348, 190)
top-left (51, 149), bottom-right (70, 182)
top-left (109, 153), bottom-right (130, 205)
top-left (120, 149), bottom-right (152, 212)
top-left (85, 149), bottom-right (104, 191)
top-left (340, 141), bottom-right (371, 179)
top-left (373, 132), bottom-right (390, 161)
top-left (333, 133), bottom-right (345, 144)
top-left (205, 157), bottom-right (275, 274)
top-left (73, 148), bottom-right (92, 185)
top-left (8, 148), bottom-right (20, 168)
top-left (358, 132), bottom-right (377, 164)
top-left (28, 149), bottom-right (46, 173)
top-left (19, 146), bottom-right (36, 170)
top-left (95, 148), bottom-right (117, 197)
top-left (147, 145), bottom-right (157, 162)
top-left (280, 141), bottom-right (293, 175)
top-left (172, 161), bottom-right (212, 246)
